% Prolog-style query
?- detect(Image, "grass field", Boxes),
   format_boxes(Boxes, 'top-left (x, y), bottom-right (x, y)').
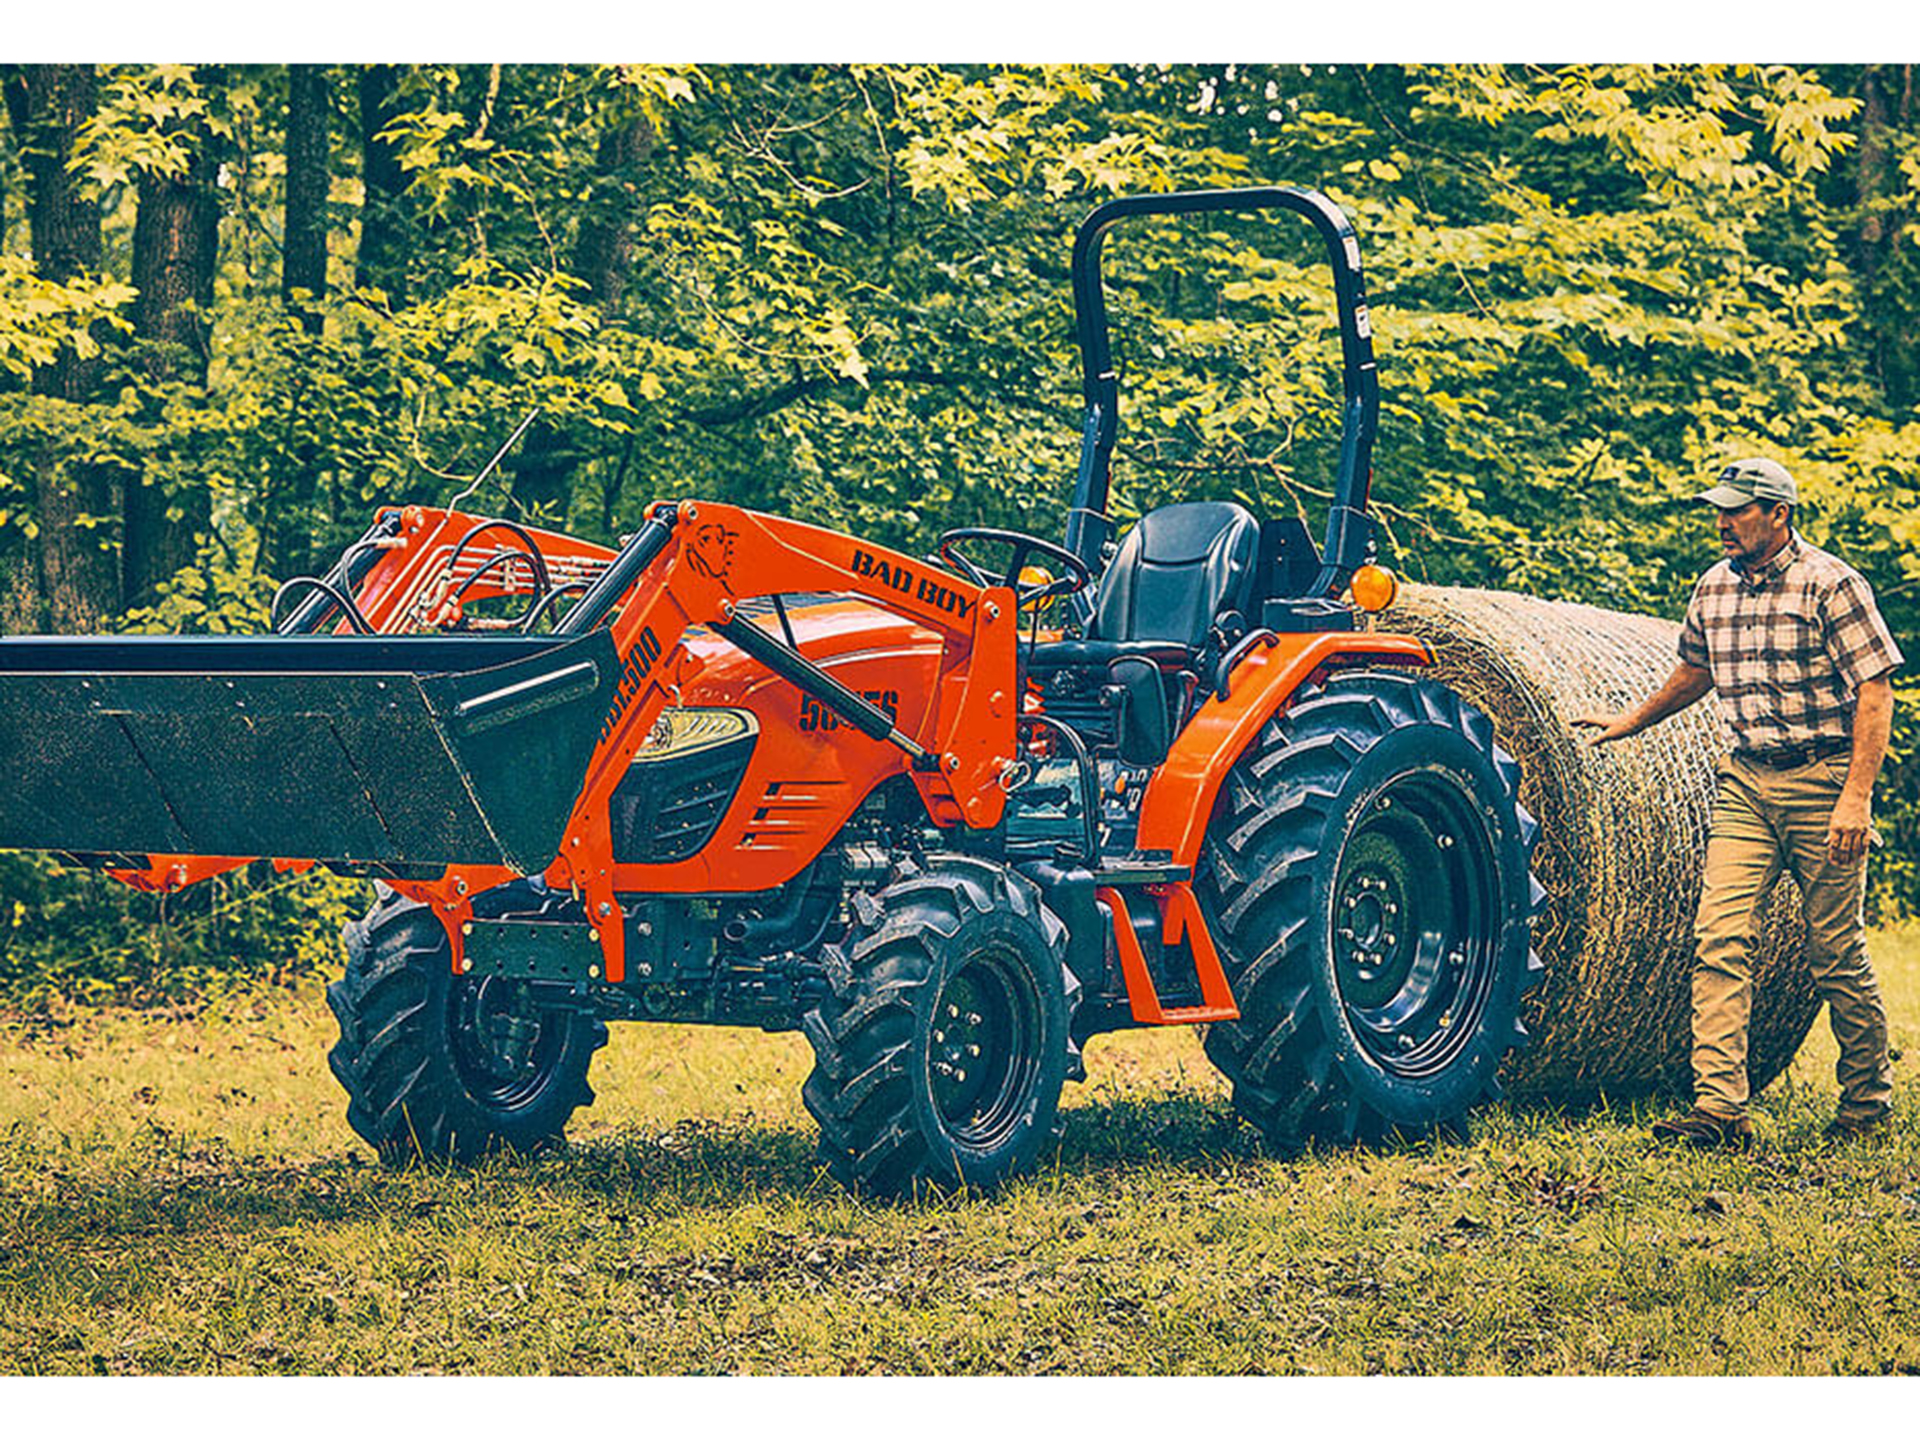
top-left (3, 927), bottom-right (1918, 1376)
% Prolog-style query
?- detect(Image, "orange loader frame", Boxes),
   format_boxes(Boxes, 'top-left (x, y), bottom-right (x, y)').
top-left (104, 496), bottom-right (1427, 1023)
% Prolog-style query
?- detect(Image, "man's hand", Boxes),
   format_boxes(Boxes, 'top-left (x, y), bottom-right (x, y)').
top-left (1571, 713), bottom-right (1637, 746)
top-left (1573, 663), bottom-right (1713, 749)
top-left (1828, 789), bottom-right (1873, 867)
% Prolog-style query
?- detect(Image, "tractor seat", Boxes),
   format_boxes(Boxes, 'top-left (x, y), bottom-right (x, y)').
top-left (1029, 501), bottom-right (1261, 672)
top-left (1026, 501), bottom-right (1261, 762)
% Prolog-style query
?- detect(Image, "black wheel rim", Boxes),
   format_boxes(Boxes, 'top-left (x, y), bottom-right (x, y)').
top-left (1330, 770), bottom-right (1502, 1077)
top-left (927, 945), bottom-right (1042, 1151)
top-left (449, 977), bottom-right (569, 1112)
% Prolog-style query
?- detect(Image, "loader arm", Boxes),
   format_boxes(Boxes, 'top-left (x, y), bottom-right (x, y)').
top-left (474, 500), bottom-right (1022, 983)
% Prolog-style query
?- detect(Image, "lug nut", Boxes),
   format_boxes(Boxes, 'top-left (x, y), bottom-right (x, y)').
top-left (967, 1044), bottom-right (981, 1058)
top-left (934, 1029), bottom-right (946, 1043)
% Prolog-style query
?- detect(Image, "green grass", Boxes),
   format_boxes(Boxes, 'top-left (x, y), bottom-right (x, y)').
top-left (4, 928), bottom-right (1920, 1374)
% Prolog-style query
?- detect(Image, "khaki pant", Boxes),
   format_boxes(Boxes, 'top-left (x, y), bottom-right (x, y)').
top-left (1692, 753), bottom-right (1893, 1120)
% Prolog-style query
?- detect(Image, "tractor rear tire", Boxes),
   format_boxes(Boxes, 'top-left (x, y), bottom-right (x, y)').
top-left (800, 857), bottom-right (1074, 1197)
top-left (326, 891), bottom-right (608, 1164)
top-left (1198, 669), bottom-right (1543, 1152)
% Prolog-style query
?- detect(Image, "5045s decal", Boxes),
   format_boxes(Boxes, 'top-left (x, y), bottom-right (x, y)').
top-left (799, 689), bottom-right (899, 732)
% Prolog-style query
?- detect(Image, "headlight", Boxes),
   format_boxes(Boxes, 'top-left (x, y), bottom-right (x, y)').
top-left (634, 706), bottom-right (758, 762)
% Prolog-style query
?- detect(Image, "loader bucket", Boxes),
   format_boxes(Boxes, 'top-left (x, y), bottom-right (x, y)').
top-left (0, 630), bottom-right (620, 875)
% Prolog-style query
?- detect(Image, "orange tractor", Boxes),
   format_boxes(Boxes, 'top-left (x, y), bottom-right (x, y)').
top-left (0, 188), bottom-right (1541, 1194)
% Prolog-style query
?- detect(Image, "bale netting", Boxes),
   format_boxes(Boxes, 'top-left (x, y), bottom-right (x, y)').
top-left (1389, 583), bottom-right (1819, 1103)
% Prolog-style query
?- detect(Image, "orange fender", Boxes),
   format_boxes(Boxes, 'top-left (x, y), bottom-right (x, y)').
top-left (1136, 630), bottom-right (1431, 869)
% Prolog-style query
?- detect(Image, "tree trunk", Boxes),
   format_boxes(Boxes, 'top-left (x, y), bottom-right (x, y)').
top-left (265, 64), bottom-right (333, 584)
top-left (356, 64), bottom-right (409, 304)
top-left (123, 117), bottom-right (220, 609)
top-left (1854, 64), bottom-right (1918, 410)
top-left (283, 63), bottom-right (331, 328)
top-left (1857, 65), bottom-right (1890, 277)
top-left (573, 112), bottom-right (654, 310)
top-left (2, 64), bottom-right (119, 634)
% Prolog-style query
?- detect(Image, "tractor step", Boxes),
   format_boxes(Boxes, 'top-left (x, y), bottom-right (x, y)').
top-left (1098, 881), bottom-right (1238, 1024)
top-left (1087, 853), bottom-right (1192, 886)
top-left (0, 630), bottom-right (620, 875)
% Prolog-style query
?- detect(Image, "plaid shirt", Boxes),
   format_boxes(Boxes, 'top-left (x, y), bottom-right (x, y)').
top-left (1678, 534), bottom-right (1904, 755)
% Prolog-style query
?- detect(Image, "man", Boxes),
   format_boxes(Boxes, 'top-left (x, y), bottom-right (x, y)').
top-left (1573, 458), bottom-right (1902, 1149)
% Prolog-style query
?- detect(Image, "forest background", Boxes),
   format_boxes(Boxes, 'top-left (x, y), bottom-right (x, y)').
top-left (1, 61), bottom-right (1917, 1001)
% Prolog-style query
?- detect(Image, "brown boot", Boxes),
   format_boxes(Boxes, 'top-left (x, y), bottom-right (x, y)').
top-left (1822, 1107), bottom-right (1892, 1143)
top-left (1652, 1108), bottom-right (1754, 1150)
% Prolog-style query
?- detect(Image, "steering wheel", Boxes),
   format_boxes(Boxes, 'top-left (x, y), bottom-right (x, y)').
top-left (935, 528), bottom-right (1093, 607)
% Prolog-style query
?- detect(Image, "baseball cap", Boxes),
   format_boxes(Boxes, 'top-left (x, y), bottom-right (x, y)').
top-left (1697, 457), bottom-right (1798, 509)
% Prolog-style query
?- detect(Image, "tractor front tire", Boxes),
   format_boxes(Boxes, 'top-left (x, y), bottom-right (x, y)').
top-left (1199, 669), bottom-right (1543, 1152)
top-left (326, 892), bottom-right (607, 1165)
top-left (801, 857), bottom-right (1073, 1198)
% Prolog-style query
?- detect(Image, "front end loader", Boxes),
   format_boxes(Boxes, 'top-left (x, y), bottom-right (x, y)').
top-left (0, 187), bottom-right (1543, 1195)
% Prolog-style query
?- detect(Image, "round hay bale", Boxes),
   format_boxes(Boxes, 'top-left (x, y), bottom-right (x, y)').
top-left (1389, 583), bottom-right (1819, 1102)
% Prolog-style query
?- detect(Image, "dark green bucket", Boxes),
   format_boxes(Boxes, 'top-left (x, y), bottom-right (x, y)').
top-left (0, 630), bottom-right (619, 875)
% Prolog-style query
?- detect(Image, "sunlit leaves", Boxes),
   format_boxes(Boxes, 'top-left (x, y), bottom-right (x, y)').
top-left (74, 64), bottom-right (222, 187)
top-left (0, 257), bottom-right (134, 379)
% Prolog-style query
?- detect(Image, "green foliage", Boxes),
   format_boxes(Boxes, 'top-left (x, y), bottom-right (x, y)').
top-left (0, 257), bottom-right (134, 380)
top-left (2, 63), bottom-right (1919, 996)
top-left (74, 64), bottom-right (227, 187)
top-left (0, 854), bottom-right (367, 1005)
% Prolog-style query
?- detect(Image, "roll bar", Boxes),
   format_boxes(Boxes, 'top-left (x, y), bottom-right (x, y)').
top-left (1062, 187), bottom-right (1381, 602)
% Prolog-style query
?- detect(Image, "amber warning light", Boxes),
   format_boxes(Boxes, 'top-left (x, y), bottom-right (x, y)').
top-left (1350, 564), bottom-right (1399, 613)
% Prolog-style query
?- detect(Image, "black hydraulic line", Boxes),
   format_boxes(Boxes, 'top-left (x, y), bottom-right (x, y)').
top-left (712, 613), bottom-right (932, 764)
top-left (553, 505), bottom-right (679, 636)
top-left (270, 576), bottom-right (377, 634)
top-left (517, 582), bottom-right (589, 633)
top-left (278, 510), bottom-right (403, 634)
top-left (1065, 186), bottom-right (1381, 599)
